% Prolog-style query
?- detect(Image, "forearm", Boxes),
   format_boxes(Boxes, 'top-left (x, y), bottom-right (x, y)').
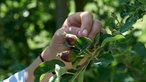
top-left (24, 46), bottom-right (84, 82)
top-left (24, 46), bottom-right (71, 82)
top-left (25, 56), bottom-right (41, 82)
top-left (25, 47), bottom-right (56, 82)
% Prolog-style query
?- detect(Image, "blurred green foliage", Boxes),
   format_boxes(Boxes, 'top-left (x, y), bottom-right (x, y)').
top-left (0, 0), bottom-right (146, 81)
top-left (0, 0), bottom-right (57, 80)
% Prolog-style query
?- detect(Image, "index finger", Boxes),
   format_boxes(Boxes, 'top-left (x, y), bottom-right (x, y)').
top-left (80, 12), bottom-right (93, 36)
top-left (62, 12), bottom-right (93, 37)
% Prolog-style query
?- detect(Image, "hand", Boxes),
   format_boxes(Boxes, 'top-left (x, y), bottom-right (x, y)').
top-left (42, 12), bottom-right (106, 61)
top-left (26, 12), bottom-right (106, 82)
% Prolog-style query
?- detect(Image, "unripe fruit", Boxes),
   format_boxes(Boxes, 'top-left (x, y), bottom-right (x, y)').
top-left (63, 32), bottom-right (78, 46)
top-left (57, 51), bottom-right (71, 62)
top-left (57, 50), bottom-right (76, 62)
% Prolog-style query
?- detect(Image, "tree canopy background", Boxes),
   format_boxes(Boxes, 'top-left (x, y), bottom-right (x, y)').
top-left (0, 0), bottom-right (146, 81)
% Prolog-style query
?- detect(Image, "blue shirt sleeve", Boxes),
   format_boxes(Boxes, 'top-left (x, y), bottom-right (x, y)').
top-left (3, 69), bottom-right (26, 82)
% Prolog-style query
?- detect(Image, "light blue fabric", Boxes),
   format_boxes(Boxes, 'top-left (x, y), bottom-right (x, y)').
top-left (3, 69), bottom-right (26, 82)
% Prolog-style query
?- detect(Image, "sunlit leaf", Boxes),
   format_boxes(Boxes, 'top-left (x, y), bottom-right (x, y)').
top-left (40, 73), bottom-right (46, 81)
top-left (101, 35), bottom-right (125, 47)
top-left (34, 59), bottom-right (65, 82)
top-left (55, 64), bottom-right (67, 77)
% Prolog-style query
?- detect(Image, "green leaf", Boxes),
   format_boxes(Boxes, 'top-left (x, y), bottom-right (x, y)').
top-left (75, 37), bottom-right (92, 53)
top-left (94, 52), bottom-right (114, 67)
top-left (99, 33), bottom-right (112, 46)
top-left (40, 73), bottom-right (47, 81)
top-left (138, 0), bottom-right (146, 11)
top-left (132, 42), bottom-right (146, 58)
top-left (50, 64), bottom-right (67, 82)
top-left (70, 46), bottom-right (81, 55)
top-left (98, 66), bottom-right (111, 79)
top-left (63, 37), bottom-right (92, 69)
top-left (120, 19), bottom-right (136, 33)
top-left (51, 66), bottom-right (76, 82)
top-left (101, 35), bottom-right (125, 47)
top-left (138, 0), bottom-right (146, 5)
top-left (120, 8), bottom-right (129, 18)
top-left (55, 64), bottom-right (67, 77)
top-left (34, 59), bottom-right (65, 82)
top-left (72, 57), bottom-right (82, 69)
top-left (111, 18), bottom-right (116, 29)
top-left (60, 74), bottom-right (73, 82)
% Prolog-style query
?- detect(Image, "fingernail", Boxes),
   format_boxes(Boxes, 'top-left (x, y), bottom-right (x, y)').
top-left (82, 29), bottom-right (88, 36)
top-left (78, 31), bottom-right (81, 36)
top-left (69, 27), bottom-right (72, 32)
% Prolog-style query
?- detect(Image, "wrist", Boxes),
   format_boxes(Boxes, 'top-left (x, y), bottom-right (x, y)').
top-left (25, 46), bottom-right (57, 82)
top-left (41, 46), bottom-right (57, 61)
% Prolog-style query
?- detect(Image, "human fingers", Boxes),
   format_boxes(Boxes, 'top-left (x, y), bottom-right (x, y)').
top-left (57, 26), bottom-right (80, 37)
top-left (80, 12), bottom-right (93, 37)
top-left (88, 20), bottom-right (102, 41)
top-left (52, 26), bottom-right (80, 45)
top-left (62, 12), bottom-right (82, 28)
top-left (62, 12), bottom-right (93, 37)
top-left (48, 26), bottom-right (81, 59)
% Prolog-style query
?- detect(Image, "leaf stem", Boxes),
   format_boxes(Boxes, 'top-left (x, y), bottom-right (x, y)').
top-left (93, 47), bottom-right (103, 57)
top-left (66, 72), bottom-right (75, 75)
top-left (85, 50), bottom-right (93, 55)
top-left (115, 16), bottom-right (121, 27)
top-left (69, 56), bottom-right (92, 82)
